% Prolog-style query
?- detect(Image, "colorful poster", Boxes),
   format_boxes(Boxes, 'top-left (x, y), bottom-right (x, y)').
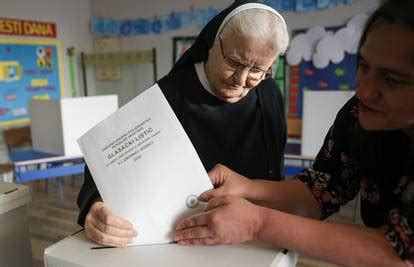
top-left (293, 54), bottom-right (356, 118)
top-left (0, 39), bottom-right (63, 126)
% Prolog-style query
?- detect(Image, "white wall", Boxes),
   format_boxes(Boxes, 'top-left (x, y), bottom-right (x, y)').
top-left (0, 0), bottom-right (94, 97)
top-left (91, 0), bottom-right (379, 80)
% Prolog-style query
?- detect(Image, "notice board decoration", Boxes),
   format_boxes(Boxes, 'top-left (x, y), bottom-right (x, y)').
top-left (0, 17), bottom-right (57, 38)
top-left (283, 12), bottom-right (369, 137)
top-left (273, 55), bottom-right (286, 99)
top-left (285, 20), bottom-right (366, 120)
top-left (288, 26), bottom-right (359, 120)
top-left (172, 36), bottom-right (196, 65)
top-left (0, 39), bottom-right (63, 126)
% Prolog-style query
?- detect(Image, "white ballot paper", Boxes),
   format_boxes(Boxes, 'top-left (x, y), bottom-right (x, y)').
top-left (77, 84), bottom-right (213, 246)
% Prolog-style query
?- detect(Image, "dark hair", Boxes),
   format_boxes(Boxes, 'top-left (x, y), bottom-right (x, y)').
top-left (358, 0), bottom-right (414, 52)
top-left (353, 0), bottom-right (413, 193)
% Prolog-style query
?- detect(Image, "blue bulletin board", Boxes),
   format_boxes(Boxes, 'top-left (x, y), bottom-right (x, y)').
top-left (0, 39), bottom-right (63, 126)
top-left (287, 26), bottom-right (357, 119)
top-left (295, 52), bottom-right (356, 118)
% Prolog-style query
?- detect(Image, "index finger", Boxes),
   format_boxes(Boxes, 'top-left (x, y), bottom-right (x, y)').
top-left (175, 212), bottom-right (209, 230)
top-left (204, 195), bottom-right (231, 211)
top-left (199, 188), bottom-right (221, 202)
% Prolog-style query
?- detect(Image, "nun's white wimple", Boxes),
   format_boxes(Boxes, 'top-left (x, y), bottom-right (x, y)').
top-left (215, 3), bottom-right (287, 40)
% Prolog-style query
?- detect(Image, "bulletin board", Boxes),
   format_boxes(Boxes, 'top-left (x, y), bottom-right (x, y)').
top-left (294, 53), bottom-right (356, 118)
top-left (287, 26), bottom-right (357, 120)
top-left (0, 39), bottom-right (63, 126)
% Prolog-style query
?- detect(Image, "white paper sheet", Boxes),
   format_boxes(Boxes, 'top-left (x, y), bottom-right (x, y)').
top-left (77, 84), bottom-right (213, 246)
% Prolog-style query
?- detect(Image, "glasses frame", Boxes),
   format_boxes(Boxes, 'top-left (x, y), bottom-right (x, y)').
top-left (218, 35), bottom-right (272, 81)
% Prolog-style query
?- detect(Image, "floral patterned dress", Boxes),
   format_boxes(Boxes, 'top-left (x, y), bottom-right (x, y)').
top-left (296, 96), bottom-right (414, 262)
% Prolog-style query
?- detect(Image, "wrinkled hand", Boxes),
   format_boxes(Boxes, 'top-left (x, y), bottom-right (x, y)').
top-left (199, 164), bottom-right (253, 202)
top-left (174, 195), bottom-right (262, 245)
top-left (84, 201), bottom-right (137, 247)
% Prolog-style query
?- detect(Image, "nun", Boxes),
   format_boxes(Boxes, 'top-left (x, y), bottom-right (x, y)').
top-left (77, 0), bottom-right (290, 247)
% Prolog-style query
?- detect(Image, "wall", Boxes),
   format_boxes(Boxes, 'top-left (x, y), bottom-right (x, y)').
top-left (0, 0), bottom-right (94, 98)
top-left (0, 0), bottom-right (380, 104)
top-left (0, 0), bottom-right (93, 163)
top-left (91, 0), bottom-right (380, 80)
top-left (91, 0), bottom-right (227, 79)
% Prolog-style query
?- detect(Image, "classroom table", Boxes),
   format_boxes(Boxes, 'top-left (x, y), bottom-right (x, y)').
top-left (44, 230), bottom-right (297, 267)
top-left (9, 150), bottom-right (85, 182)
top-left (9, 149), bottom-right (85, 200)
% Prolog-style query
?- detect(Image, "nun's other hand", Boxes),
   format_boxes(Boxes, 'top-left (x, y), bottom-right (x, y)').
top-left (84, 201), bottom-right (138, 247)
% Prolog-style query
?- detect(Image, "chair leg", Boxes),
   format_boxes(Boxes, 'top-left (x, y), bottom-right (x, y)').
top-left (44, 180), bottom-right (49, 193)
top-left (56, 177), bottom-right (64, 201)
top-left (39, 163), bottom-right (49, 193)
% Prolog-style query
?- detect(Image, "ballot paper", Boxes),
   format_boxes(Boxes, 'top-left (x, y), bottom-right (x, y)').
top-left (77, 84), bottom-right (213, 246)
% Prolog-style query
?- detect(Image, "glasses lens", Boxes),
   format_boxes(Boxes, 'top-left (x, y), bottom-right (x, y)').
top-left (225, 57), bottom-right (245, 70)
top-left (248, 67), bottom-right (272, 81)
top-left (263, 68), bottom-right (272, 79)
top-left (219, 36), bottom-right (272, 81)
top-left (247, 70), bottom-right (263, 81)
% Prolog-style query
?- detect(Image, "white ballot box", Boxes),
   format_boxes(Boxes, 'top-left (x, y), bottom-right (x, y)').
top-left (44, 231), bottom-right (297, 267)
top-left (30, 95), bottom-right (118, 156)
top-left (0, 182), bottom-right (32, 267)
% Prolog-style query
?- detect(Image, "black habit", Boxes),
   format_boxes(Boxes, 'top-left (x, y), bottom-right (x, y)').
top-left (77, 0), bottom-right (286, 226)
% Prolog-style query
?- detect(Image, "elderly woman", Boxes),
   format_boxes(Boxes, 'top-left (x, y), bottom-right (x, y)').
top-left (77, 0), bottom-right (289, 247)
top-left (174, 0), bottom-right (414, 266)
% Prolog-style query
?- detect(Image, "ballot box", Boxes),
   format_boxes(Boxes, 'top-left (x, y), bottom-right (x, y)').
top-left (30, 95), bottom-right (118, 156)
top-left (0, 182), bottom-right (32, 267)
top-left (44, 231), bottom-right (297, 267)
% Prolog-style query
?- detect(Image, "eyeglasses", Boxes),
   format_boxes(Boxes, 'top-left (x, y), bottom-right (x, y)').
top-left (219, 36), bottom-right (272, 81)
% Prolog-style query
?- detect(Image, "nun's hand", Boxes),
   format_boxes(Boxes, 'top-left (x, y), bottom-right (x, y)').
top-left (84, 201), bottom-right (138, 247)
top-left (199, 164), bottom-right (253, 202)
top-left (174, 195), bottom-right (262, 245)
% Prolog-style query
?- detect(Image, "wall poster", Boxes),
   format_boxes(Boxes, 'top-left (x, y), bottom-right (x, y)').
top-left (0, 39), bottom-right (63, 126)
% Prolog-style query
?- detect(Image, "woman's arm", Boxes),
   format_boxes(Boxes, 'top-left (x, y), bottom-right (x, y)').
top-left (200, 164), bottom-right (322, 218)
top-left (174, 195), bottom-right (405, 267)
top-left (257, 206), bottom-right (404, 267)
